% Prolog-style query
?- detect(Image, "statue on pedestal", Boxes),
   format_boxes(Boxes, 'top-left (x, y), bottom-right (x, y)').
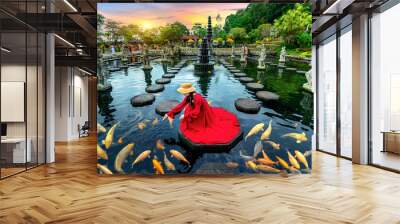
top-left (257, 44), bottom-right (266, 70)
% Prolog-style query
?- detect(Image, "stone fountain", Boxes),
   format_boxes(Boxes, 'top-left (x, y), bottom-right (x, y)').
top-left (194, 37), bottom-right (214, 74)
top-left (194, 16), bottom-right (214, 74)
top-left (257, 44), bottom-right (266, 70)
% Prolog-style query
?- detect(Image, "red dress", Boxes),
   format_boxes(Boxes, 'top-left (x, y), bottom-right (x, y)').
top-left (167, 93), bottom-right (241, 144)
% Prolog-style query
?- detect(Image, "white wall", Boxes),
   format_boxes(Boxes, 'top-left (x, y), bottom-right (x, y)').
top-left (54, 66), bottom-right (89, 141)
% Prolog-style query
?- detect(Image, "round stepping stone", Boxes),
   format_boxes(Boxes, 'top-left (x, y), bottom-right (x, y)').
top-left (155, 78), bottom-right (171, 84)
top-left (238, 77), bottom-right (254, 83)
top-left (168, 70), bottom-right (178, 74)
top-left (131, 93), bottom-right (155, 107)
top-left (256, 91), bottom-right (280, 101)
top-left (162, 73), bottom-right (175, 78)
top-left (234, 98), bottom-right (260, 114)
top-left (246, 83), bottom-right (264, 91)
top-left (155, 100), bottom-right (180, 116)
top-left (230, 69), bottom-right (241, 73)
top-left (234, 73), bottom-right (247, 77)
top-left (145, 84), bottom-right (164, 93)
top-left (286, 67), bottom-right (296, 71)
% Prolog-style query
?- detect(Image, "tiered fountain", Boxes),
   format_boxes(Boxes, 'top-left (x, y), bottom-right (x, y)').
top-left (194, 16), bottom-right (214, 74)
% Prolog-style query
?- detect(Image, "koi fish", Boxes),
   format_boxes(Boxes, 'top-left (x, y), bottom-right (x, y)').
top-left (114, 143), bottom-right (134, 174)
top-left (97, 123), bottom-right (106, 133)
top-left (260, 120), bottom-right (272, 141)
top-left (239, 150), bottom-right (254, 161)
top-left (245, 123), bottom-right (264, 141)
top-left (282, 132), bottom-right (308, 143)
top-left (256, 165), bottom-right (280, 173)
top-left (295, 150), bottom-right (309, 169)
top-left (257, 150), bottom-right (276, 165)
top-left (264, 141), bottom-right (280, 150)
top-left (152, 117), bottom-right (159, 126)
top-left (164, 153), bottom-right (175, 171)
top-left (132, 150), bottom-right (151, 166)
top-left (152, 156), bottom-right (165, 175)
top-left (117, 136), bottom-right (123, 144)
top-left (287, 151), bottom-right (300, 170)
top-left (102, 122), bottom-right (119, 149)
top-left (253, 141), bottom-right (263, 158)
top-left (170, 150), bottom-right (190, 165)
top-left (138, 122), bottom-right (146, 130)
top-left (276, 156), bottom-right (289, 170)
top-left (156, 139), bottom-right (165, 150)
top-left (97, 164), bottom-right (113, 175)
top-left (225, 162), bottom-right (239, 169)
top-left (246, 160), bottom-right (258, 172)
top-left (97, 144), bottom-right (108, 160)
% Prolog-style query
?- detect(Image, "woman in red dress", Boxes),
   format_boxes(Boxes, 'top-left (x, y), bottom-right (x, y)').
top-left (163, 83), bottom-right (240, 144)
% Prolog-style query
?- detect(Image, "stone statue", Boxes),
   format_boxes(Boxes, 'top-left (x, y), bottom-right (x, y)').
top-left (257, 44), bottom-right (266, 70)
top-left (240, 45), bottom-right (247, 62)
top-left (303, 69), bottom-right (313, 92)
top-left (231, 45), bottom-right (235, 58)
top-left (279, 46), bottom-right (286, 64)
top-left (142, 47), bottom-right (153, 71)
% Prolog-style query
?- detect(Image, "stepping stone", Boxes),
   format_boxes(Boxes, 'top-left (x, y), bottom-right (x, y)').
top-left (246, 83), bottom-right (264, 91)
top-left (230, 69), bottom-right (241, 73)
top-left (234, 73), bottom-right (247, 77)
top-left (286, 67), bottom-right (296, 71)
top-left (179, 129), bottom-right (243, 152)
top-left (131, 93), bottom-right (155, 107)
top-left (155, 100), bottom-right (180, 116)
top-left (155, 78), bottom-right (171, 84)
top-left (168, 70), bottom-right (178, 74)
top-left (238, 77), bottom-right (254, 83)
top-left (234, 98), bottom-right (260, 114)
top-left (162, 74), bottom-right (175, 78)
top-left (256, 91), bottom-right (280, 101)
top-left (297, 70), bottom-right (308, 74)
top-left (145, 84), bottom-right (164, 93)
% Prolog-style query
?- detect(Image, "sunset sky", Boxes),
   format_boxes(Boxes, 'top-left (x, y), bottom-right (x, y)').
top-left (98, 3), bottom-right (249, 30)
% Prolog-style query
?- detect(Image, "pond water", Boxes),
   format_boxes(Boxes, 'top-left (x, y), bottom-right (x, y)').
top-left (97, 57), bottom-right (313, 175)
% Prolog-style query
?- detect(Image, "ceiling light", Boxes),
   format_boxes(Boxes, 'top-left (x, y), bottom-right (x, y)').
top-left (54, 34), bottom-right (75, 48)
top-left (1, 47), bottom-right (11, 53)
top-left (63, 0), bottom-right (78, 12)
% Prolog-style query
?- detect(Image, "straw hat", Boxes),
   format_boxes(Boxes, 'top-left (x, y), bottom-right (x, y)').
top-left (177, 83), bottom-right (196, 94)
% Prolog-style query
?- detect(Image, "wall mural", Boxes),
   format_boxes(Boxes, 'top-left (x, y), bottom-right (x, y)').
top-left (96, 3), bottom-right (313, 175)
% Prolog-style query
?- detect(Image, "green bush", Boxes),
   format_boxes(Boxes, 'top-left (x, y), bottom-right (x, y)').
top-left (296, 32), bottom-right (311, 48)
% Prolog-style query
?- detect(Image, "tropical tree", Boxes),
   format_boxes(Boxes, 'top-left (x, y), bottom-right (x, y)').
top-left (229, 27), bottom-right (248, 44)
top-left (118, 24), bottom-right (141, 43)
top-left (224, 3), bottom-right (294, 32)
top-left (104, 19), bottom-right (121, 45)
top-left (193, 26), bottom-right (207, 39)
top-left (160, 22), bottom-right (188, 45)
top-left (273, 3), bottom-right (312, 47)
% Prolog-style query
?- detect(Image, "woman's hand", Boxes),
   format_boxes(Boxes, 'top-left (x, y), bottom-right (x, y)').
top-left (163, 114), bottom-right (170, 121)
top-left (163, 114), bottom-right (174, 128)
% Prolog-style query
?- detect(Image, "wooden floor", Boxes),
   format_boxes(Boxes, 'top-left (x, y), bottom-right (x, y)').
top-left (1, 136), bottom-right (400, 224)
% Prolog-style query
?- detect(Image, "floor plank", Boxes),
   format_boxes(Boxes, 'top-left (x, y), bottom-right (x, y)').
top-left (1, 136), bottom-right (400, 224)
